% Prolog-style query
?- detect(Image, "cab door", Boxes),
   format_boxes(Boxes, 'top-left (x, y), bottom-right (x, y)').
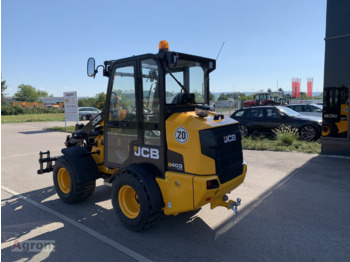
top-left (105, 62), bottom-right (139, 167)
top-left (104, 58), bottom-right (165, 173)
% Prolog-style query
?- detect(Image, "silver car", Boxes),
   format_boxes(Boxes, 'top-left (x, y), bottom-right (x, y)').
top-left (285, 104), bottom-right (323, 117)
top-left (78, 107), bottom-right (101, 120)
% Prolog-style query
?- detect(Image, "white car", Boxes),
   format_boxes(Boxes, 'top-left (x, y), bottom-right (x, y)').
top-left (78, 107), bottom-right (101, 120)
top-left (285, 104), bottom-right (323, 117)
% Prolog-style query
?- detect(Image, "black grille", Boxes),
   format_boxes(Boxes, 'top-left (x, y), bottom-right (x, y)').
top-left (199, 124), bottom-right (243, 184)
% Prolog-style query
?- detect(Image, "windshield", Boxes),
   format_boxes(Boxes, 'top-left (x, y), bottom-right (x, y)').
top-left (277, 106), bottom-right (301, 117)
top-left (165, 60), bottom-right (208, 105)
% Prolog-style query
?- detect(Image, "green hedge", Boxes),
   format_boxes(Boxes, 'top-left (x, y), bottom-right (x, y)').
top-left (1, 105), bottom-right (64, 115)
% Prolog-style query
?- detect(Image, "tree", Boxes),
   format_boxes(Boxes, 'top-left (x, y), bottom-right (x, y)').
top-left (218, 93), bottom-right (228, 101)
top-left (267, 88), bottom-right (272, 93)
top-left (14, 84), bottom-right (39, 102)
top-left (300, 92), bottom-right (309, 100)
top-left (95, 92), bottom-right (106, 109)
top-left (209, 92), bottom-right (216, 102)
top-left (78, 97), bottom-right (97, 107)
top-left (37, 89), bottom-right (49, 97)
top-left (1, 78), bottom-right (8, 105)
top-left (237, 93), bottom-right (254, 104)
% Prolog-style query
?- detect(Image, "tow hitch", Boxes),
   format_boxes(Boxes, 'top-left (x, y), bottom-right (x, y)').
top-left (211, 195), bottom-right (242, 215)
top-left (229, 198), bottom-right (241, 214)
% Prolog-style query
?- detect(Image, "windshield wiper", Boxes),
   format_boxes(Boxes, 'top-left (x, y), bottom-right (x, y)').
top-left (169, 72), bottom-right (189, 94)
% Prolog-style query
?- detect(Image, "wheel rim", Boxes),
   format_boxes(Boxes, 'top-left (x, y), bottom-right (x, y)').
top-left (322, 125), bottom-right (331, 136)
top-left (118, 185), bottom-right (140, 219)
top-left (301, 126), bottom-right (316, 140)
top-left (57, 167), bottom-right (71, 194)
top-left (239, 125), bottom-right (248, 136)
top-left (82, 115), bottom-right (86, 120)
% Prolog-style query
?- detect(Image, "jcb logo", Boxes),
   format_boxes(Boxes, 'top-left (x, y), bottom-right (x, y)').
top-left (324, 114), bottom-right (337, 118)
top-left (134, 146), bottom-right (159, 159)
top-left (224, 134), bottom-right (236, 143)
top-left (92, 115), bottom-right (102, 126)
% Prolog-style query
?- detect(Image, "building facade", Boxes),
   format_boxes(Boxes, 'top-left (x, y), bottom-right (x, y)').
top-left (322, 0), bottom-right (350, 156)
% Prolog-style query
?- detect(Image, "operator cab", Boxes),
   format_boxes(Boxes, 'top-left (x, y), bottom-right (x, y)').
top-left (87, 41), bottom-right (216, 174)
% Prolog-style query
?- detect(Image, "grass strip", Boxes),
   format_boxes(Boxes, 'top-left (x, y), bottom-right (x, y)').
top-left (1, 113), bottom-right (65, 123)
top-left (45, 126), bottom-right (75, 133)
top-left (242, 136), bottom-right (321, 154)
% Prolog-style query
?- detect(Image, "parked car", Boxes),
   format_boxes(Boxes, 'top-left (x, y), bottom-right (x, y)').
top-left (285, 104), bottom-right (323, 117)
top-left (230, 106), bottom-right (322, 140)
top-left (78, 107), bottom-right (101, 120)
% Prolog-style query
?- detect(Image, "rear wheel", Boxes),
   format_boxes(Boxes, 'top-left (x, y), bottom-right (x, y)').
top-left (81, 115), bottom-right (88, 120)
top-left (53, 157), bottom-right (96, 203)
top-left (299, 125), bottom-right (318, 141)
top-left (322, 122), bottom-right (336, 137)
top-left (112, 172), bottom-right (157, 231)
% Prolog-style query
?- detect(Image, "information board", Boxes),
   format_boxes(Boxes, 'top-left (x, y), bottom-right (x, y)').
top-left (64, 91), bottom-right (78, 123)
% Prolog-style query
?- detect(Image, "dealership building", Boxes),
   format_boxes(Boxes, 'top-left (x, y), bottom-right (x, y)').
top-left (321, 0), bottom-right (350, 156)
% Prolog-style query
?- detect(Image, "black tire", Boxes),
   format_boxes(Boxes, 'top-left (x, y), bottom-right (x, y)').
top-left (112, 172), bottom-right (157, 231)
top-left (264, 101), bottom-right (275, 106)
top-left (53, 157), bottom-right (96, 203)
top-left (299, 125), bottom-right (318, 141)
top-left (239, 124), bottom-right (249, 137)
top-left (81, 115), bottom-right (88, 120)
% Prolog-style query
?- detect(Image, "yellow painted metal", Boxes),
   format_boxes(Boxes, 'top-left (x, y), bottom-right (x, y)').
top-left (192, 163), bottom-right (247, 209)
top-left (57, 167), bottom-right (71, 194)
top-left (166, 112), bottom-right (239, 175)
top-left (118, 185), bottom-right (140, 219)
top-left (156, 172), bottom-right (195, 215)
top-left (156, 163), bottom-right (247, 215)
top-left (335, 104), bottom-right (349, 134)
top-left (90, 123), bottom-right (117, 175)
top-left (208, 163), bottom-right (247, 210)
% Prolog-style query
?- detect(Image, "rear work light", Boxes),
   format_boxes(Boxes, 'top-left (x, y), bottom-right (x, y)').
top-left (207, 179), bottom-right (219, 189)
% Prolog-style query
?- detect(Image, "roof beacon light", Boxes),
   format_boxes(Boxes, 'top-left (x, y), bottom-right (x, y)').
top-left (159, 40), bottom-right (169, 51)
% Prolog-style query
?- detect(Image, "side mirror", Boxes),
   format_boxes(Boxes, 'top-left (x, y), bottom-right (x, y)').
top-left (87, 57), bottom-right (96, 77)
top-left (317, 109), bottom-right (322, 112)
top-left (280, 113), bottom-right (287, 119)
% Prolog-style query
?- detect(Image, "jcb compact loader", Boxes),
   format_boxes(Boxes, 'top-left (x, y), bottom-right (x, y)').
top-left (322, 86), bottom-right (349, 138)
top-left (38, 41), bottom-right (247, 231)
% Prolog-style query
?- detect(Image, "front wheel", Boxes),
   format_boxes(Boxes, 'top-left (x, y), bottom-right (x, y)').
top-left (112, 172), bottom-right (154, 231)
top-left (53, 157), bottom-right (96, 203)
top-left (299, 125), bottom-right (318, 141)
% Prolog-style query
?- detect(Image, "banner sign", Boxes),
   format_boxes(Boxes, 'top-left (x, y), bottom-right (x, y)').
top-left (64, 91), bottom-right (78, 122)
top-left (292, 78), bottom-right (301, 98)
top-left (307, 78), bottom-right (313, 97)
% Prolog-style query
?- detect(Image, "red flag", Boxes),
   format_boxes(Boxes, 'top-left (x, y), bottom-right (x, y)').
top-left (307, 78), bottom-right (313, 97)
top-left (296, 78), bottom-right (301, 98)
top-left (292, 78), bottom-right (297, 97)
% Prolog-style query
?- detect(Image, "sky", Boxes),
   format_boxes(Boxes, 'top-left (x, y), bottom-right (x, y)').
top-left (2, 0), bottom-right (327, 98)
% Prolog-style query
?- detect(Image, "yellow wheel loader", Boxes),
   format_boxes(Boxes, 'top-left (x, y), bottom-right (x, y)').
top-left (322, 86), bottom-right (349, 138)
top-left (38, 41), bottom-right (247, 231)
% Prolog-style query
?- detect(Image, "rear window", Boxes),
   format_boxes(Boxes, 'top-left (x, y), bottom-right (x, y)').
top-left (248, 108), bottom-right (264, 118)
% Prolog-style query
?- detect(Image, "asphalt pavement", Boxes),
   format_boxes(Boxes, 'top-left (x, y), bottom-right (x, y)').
top-left (1, 121), bottom-right (350, 262)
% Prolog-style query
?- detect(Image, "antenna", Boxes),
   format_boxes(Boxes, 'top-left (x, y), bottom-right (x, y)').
top-left (216, 41), bottom-right (225, 60)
